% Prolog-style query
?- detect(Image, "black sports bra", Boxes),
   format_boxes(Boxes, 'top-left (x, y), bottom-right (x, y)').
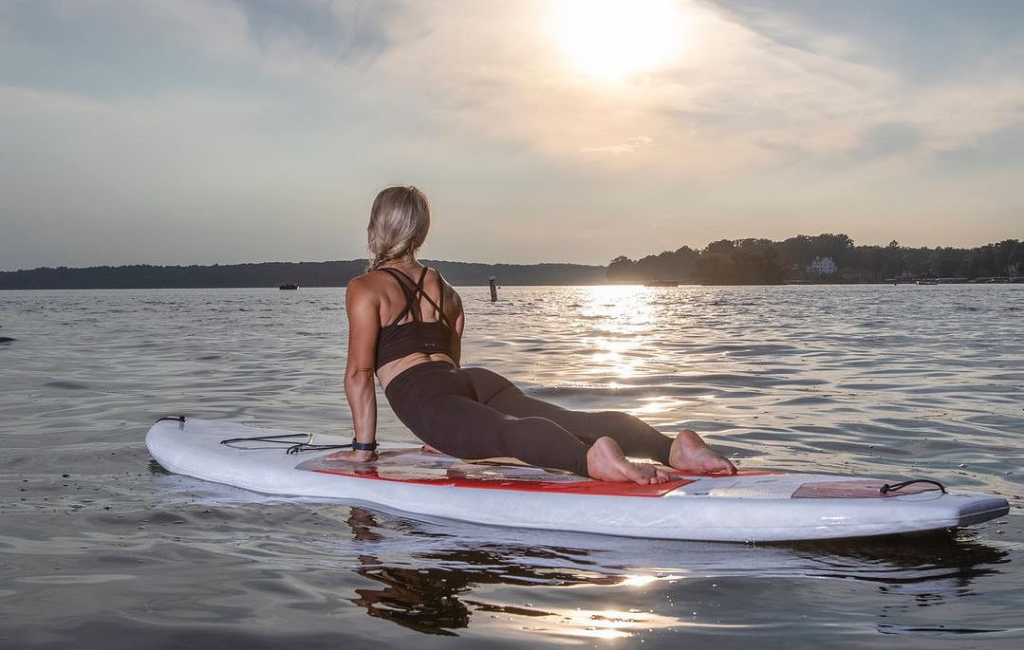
top-left (374, 267), bottom-right (455, 370)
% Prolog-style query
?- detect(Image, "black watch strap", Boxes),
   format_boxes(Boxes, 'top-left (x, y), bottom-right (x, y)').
top-left (351, 439), bottom-right (378, 452)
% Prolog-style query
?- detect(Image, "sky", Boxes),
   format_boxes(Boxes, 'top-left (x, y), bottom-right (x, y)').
top-left (1, 0), bottom-right (1022, 271)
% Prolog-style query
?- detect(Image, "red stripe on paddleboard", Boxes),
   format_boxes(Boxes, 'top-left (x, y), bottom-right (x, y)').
top-left (311, 468), bottom-right (694, 497)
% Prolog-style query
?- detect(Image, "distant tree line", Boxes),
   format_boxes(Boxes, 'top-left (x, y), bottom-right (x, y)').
top-left (0, 260), bottom-right (607, 290)
top-left (608, 235), bottom-right (1023, 284)
top-left (4, 239), bottom-right (1021, 290)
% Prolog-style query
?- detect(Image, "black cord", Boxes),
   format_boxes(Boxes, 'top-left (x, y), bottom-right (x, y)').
top-left (880, 479), bottom-right (947, 494)
top-left (157, 416), bottom-right (363, 455)
top-left (218, 433), bottom-right (353, 455)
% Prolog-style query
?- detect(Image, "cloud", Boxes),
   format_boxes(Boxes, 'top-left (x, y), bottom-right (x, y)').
top-left (700, 0), bottom-right (1024, 160)
top-left (326, 0), bottom-right (1024, 179)
top-left (582, 136), bottom-right (654, 154)
top-left (8, 0), bottom-right (1021, 173)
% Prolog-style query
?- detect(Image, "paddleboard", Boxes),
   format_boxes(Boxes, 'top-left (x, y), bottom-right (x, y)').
top-left (145, 417), bottom-right (1009, 542)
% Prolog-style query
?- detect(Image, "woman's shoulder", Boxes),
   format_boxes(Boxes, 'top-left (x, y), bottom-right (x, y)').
top-left (351, 267), bottom-right (393, 282)
top-left (430, 267), bottom-right (454, 288)
top-left (347, 270), bottom-right (387, 295)
top-left (432, 269), bottom-right (462, 308)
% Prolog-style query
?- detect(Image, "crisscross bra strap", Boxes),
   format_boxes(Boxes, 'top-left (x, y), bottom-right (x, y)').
top-left (377, 267), bottom-right (451, 328)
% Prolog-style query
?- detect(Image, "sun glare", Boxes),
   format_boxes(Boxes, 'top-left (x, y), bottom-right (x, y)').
top-left (552, 0), bottom-right (689, 81)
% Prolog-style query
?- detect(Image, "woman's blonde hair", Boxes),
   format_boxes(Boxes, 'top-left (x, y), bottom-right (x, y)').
top-left (367, 186), bottom-right (431, 270)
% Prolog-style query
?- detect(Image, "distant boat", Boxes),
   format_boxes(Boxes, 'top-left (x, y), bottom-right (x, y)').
top-left (643, 279), bottom-right (679, 287)
top-left (915, 280), bottom-right (937, 286)
top-left (279, 283), bottom-right (299, 290)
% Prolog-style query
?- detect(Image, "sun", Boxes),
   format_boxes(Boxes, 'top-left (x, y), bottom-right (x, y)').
top-left (552, 0), bottom-right (689, 81)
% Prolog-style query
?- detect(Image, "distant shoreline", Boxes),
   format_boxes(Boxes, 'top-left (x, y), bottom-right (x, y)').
top-left (0, 259), bottom-right (608, 290)
top-left (4, 247), bottom-right (1019, 288)
top-left (2, 272), bottom-right (1021, 291)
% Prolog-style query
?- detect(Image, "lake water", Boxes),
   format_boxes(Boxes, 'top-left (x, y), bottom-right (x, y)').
top-left (1, 285), bottom-right (1021, 649)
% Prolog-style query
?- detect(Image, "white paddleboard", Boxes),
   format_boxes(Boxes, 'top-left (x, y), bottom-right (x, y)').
top-left (145, 417), bottom-right (1009, 543)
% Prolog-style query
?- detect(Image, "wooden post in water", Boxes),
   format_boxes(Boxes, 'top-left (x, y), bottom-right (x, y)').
top-left (488, 276), bottom-right (498, 302)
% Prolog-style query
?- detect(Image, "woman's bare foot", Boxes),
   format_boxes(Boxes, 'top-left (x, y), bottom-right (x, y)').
top-left (587, 437), bottom-right (671, 485)
top-left (669, 429), bottom-right (737, 475)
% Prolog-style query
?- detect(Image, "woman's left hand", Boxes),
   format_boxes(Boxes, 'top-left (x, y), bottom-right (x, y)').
top-left (323, 449), bottom-right (378, 463)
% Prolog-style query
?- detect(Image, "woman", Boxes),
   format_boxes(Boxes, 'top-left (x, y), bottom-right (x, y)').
top-left (325, 186), bottom-right (736, 484)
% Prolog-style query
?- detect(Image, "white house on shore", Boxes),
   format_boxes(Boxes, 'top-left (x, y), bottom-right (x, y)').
top-left (809, 256), bottom-right (837, 275)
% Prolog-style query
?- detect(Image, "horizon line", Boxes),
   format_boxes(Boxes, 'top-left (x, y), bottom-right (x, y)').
top-left (3, 233), bottom-right (1021, 274)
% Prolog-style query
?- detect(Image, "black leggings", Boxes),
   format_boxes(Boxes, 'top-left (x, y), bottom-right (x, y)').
top-left (383, 362), bottom-right (673, 478)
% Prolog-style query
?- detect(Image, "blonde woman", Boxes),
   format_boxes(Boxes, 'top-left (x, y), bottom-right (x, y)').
top-left (325, 186), bottom-right (736, 484)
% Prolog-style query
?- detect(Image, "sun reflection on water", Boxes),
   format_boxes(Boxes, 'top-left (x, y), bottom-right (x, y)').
top-left (577, 285), bottom-right (664, 380)
top-left (631, 396), bottom-right (694, 426)
top-left (556, 607), bottom-right (671, 639)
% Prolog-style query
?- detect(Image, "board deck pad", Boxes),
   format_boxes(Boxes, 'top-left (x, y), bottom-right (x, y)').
top-left (299, 450), bottom-right (921, 499)
top-left (299, 450), bottom-right (697, 497)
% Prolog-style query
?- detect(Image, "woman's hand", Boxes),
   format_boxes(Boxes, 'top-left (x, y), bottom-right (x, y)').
top-left (323, 449), bottom-right (378, 463)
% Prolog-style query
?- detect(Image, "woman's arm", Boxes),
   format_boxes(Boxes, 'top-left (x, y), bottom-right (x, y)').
top-left (449, 290), bottom-right (465, 367)
top-left (326, 277), bottom-right (380, 462)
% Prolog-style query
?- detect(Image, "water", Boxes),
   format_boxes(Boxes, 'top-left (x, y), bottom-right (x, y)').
top-left (1, 285), bottom-right (1021, 648)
